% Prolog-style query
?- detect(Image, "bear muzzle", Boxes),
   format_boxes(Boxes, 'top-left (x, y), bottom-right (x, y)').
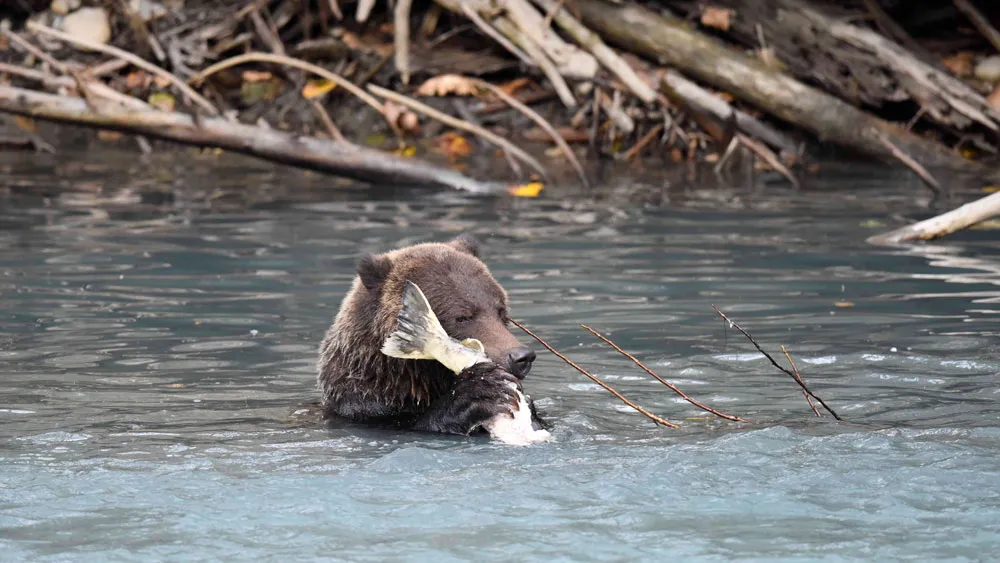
top-left (504, 346), bottom-right (536, 379)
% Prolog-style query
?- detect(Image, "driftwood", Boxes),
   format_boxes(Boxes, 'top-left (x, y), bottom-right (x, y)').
top-left (574, 0), bottom-right (994, 180)
top-left (868, 190), bottom-right (1000, 244)
top-left (0, 85), bottom-right (499, 193)
top-left (675, 0), bottom-right (1000, 135)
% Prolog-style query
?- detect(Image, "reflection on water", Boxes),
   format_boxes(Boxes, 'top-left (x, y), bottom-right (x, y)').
top-left (1, 152), bottom-right (999, 561)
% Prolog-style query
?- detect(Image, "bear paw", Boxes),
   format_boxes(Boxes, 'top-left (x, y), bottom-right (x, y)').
top-left (415, 363), bottom-right (522, 436)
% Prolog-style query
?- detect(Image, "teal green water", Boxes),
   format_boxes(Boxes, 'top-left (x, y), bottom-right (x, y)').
top-left (1, 157), bottom-right (999, 561)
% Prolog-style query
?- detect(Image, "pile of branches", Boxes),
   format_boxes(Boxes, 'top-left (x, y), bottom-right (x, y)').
top-left (2, 0), bottom-right (1000, 238)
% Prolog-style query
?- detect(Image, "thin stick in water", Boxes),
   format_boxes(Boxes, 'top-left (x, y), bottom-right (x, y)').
top-left (782, 345), bottom-right (821, 417)
top-left (580, 325), bottom-right (754, 423)
top-left (508, 318), bottom-right (679, 428)
top-left (711, 304), bottom-right (842, 421)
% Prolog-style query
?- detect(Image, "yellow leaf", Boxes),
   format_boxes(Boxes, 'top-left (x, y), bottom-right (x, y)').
top-left (302, 79), bottom-right (337, 99)
top-left (416, 74), bottom-right (480, 97)
top-left (393, 144), bottom-right (416, 157)
top-left (148, 91), bottom-right (175, 112)
top-left (508, 182), bottom-right (544, 198)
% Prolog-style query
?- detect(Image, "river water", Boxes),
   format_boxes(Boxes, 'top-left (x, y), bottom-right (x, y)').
top-left (1, 152), bottom-right (999, 561)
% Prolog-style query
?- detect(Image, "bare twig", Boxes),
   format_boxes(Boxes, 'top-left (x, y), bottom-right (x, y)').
top-left (368, 84), bottom-right (549, 181)
top-left (581, 324), bottom-right (754, 424)
top-left (711, 304), bottom-right (842, 420)
top-left (532, 0), bottom-right (656, 103)
top-left (782, 345), bottom-right (821, 417)
top-left (508, 318), bottom-right (679, 428)
top-left (491, 15), bottom-right (577, 108)
top-left (470, 77), bottom-right (588, 188)
top-left (394, 0), bottom-right (414, 84)
top-left (622, 122), bottom-right (663, 161)
top-left (953, 0), bottom-right (1000, 54)
top-left (460, 3), bottom-right (534, 68)
top-left (737, 133), bottom-right (800, 189)
top-left (1, 28), bottom-right (69, 73)
top-left (189, 52), bottom-right (387, 120)
top-left (26, 20), bottom-right (220, 117)
top-left (877, 134), bottom-right (942, 194)
top-left (311, 99), bottom-right (347, 143)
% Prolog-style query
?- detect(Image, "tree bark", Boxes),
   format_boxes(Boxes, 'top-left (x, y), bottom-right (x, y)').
top-left (868, 191), bottom-right (1000, 243)
top-left (0, 85), bottom-right (499, 194)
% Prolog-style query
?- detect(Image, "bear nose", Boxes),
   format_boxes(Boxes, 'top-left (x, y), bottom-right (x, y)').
top-left (505, 346), bottom-right (536, 379)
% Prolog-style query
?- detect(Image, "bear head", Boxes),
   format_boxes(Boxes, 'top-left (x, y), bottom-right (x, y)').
top-left (354, 233), bottom-right (536, 378)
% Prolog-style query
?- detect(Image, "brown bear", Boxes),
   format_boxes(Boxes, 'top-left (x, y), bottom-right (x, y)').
top-left (317, 234), bottom-right (545, 435)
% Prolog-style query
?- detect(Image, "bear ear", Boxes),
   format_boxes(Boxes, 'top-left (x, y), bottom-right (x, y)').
top-left (450, 233), bottom-right (481, 258)
top-left (357, 254), bottom-right (392, 292)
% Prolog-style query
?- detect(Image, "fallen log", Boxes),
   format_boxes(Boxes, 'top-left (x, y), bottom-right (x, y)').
top-left (0, 84), bottom-right (500, 194)
top-left (868, 190), bottom-right (1000, 244)
top-left (673, 0), bottom-right (1000, 135)
top-left (574, 0), bottom-right (995, 181)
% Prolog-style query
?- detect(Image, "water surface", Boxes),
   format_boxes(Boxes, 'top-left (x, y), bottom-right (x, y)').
top-left (1, 152), bottom-right (999, 561)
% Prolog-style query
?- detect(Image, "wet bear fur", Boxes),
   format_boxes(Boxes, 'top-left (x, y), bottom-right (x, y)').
top-left (317, 234), bottom-right (545, 435)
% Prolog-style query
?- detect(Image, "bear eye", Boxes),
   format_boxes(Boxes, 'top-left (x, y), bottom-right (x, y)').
top-left (455, 315), bottom-right (474, 324)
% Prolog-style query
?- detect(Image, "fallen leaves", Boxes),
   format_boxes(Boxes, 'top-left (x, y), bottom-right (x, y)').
top-left (416, 74), bottom-right (480, 97)
top-left (988, 85), bottom-right (1000, 109)
top-left (942, 51), bottom-right (975, 77)
top-left (148, 91), bottom-right (175, 112)
top-left (701, 7), bottom-right (734, 31)
top-left (432, 131), bottom-right (473, 159)
top-left (508, 182), bottom-right (544, 197)
top-left (302, 78), bottom-right (337, 99)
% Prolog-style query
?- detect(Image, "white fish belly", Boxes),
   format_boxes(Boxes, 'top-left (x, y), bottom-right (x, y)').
top-left (482, 383), bottom-right (551, 446)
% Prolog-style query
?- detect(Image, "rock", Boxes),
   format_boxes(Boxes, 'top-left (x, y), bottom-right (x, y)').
top-left (60, 7), bottom-right (111, 46)
top-left (974, 55), bottom-right (1000, 83)
top-left (50, 0), bottom-right (81, 16)
top-left (129, 0), bottom-right (168, 23)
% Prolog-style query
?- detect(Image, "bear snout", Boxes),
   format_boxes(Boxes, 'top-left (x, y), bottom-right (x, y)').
top-left (504, 346), bottom-right (536, 379)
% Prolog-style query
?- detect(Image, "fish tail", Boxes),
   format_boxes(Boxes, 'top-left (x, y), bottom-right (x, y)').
top-left (381, 280), bottom-right (446, 360)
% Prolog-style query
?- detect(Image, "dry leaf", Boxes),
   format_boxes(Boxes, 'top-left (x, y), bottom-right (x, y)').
top-left (499, 77), bottom-right (532, 96)
top-left (508, 182), bottom-right (544, 197)
top-left (302, 79), bottom-right (337, 99)
top-left (416, 74), bottom-right (480, 97)
top-left (701, 7), bottom-right (733, 31)
top-left (125, 71), bottom-right (150, 90)
top-left (97, 130), bottom-right (122, 142)
top-left (148, 91), bottom-right (175, 112)
top-left (834, 301), bottom-right (855, 308)
top-left (393, 144), bottom-right (416, 157)
top-left (13, 115), bottom-right (39, 134)
top-left (987, 85), bottom-right (1000, 109)
top-left (242, 70), bottom-right (274, 83)
top-left (942, 51), bottom-right (975, 77)
top-left (434, 132), bottom-right (472, 158)
top-left (152, 75), bottom-right (171, 88)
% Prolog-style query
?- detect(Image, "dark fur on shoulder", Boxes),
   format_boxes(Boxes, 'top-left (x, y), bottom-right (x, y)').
top-left (317, 235), bottom-right (544, 435)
